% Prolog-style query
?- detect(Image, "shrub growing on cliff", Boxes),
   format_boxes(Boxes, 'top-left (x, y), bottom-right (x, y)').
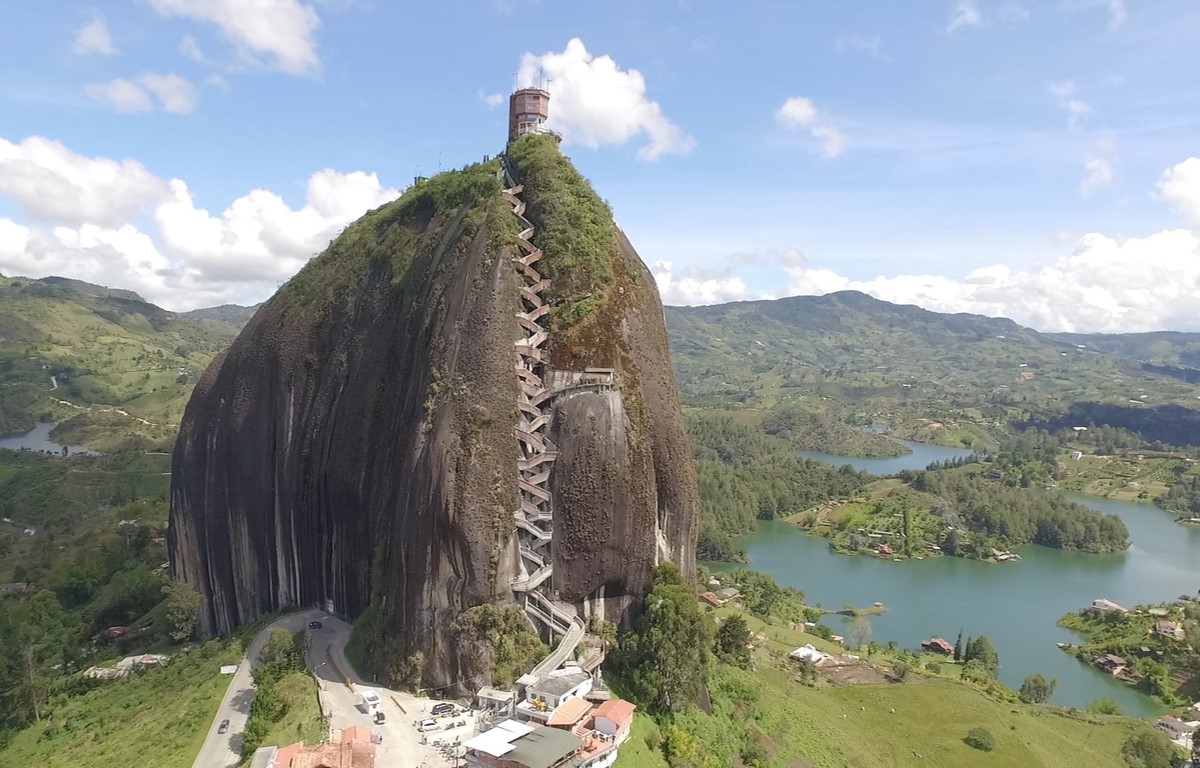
top-left (452, 605), bottom-right (546, 688)
top-left (615, 563), bottom-right (712, 713)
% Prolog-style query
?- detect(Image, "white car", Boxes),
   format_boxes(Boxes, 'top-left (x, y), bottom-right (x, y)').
top-left (418, 719), bottom-right (440, 732)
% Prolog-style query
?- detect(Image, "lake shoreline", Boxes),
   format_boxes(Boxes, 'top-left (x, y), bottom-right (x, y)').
top-left (714, 443), bottom-right (1193, 718)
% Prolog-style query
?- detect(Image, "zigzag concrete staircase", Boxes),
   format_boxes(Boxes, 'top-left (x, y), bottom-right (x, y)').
top-left (500, 159), bottom-right (590, 686)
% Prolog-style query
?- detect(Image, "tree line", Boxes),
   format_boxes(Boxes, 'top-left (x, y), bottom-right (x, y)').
top-left (902, 469), bottom-right (1129, 553)
top-left (688, 413), bottom-right (872, 561)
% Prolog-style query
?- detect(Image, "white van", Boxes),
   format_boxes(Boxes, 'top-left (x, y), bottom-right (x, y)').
top-left (357, 688), bottom-right (382, 715)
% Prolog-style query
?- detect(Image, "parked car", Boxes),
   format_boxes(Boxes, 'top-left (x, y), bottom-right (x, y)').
top-left (418, 719), bottom-right (440, 732)
top-left (431, 702), bottom-right (455, 716)
top-left (374, 711), bottom-right (386, 725)
top-left (308, 620), bottom-right (323, 629)
top-left (218, 719), bottom-right (230, 734)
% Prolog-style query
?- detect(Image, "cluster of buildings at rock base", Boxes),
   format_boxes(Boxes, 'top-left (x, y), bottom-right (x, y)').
top-left (466, 673), bottom-right (636, 768)
top-left (252, 726), bottom-right (378, 768)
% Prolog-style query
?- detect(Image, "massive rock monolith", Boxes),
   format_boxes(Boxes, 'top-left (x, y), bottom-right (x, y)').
top-left (169, 136), bottom-right (698, 691)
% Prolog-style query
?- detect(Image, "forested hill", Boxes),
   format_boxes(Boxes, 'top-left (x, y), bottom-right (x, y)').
top-left (0, 274), bottom-right (238, 451)
top-left (666, 291), bottom-right (1200, 446)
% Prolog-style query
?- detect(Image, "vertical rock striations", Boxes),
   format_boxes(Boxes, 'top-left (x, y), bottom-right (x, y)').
top-left (170, 141), bottom-right (698, 692)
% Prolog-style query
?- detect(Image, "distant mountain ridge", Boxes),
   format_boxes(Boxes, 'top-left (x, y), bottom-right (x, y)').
top-left (665, 291), bottom-right (1200, 446)
top-left (0, 273), bottom-right (238, 450)
top-left (182, 303), bottom-right (262, 328)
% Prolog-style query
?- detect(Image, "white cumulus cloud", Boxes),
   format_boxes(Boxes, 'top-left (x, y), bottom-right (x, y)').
top-left (85, 78), bottom-right (154, 113)
top-left (0, 135), bottom-right (399, 309)
top-left (517, 38), bottom-right (695, 161)
top-left (651, 261), bottom-right (750, 306)
top-left (0, 137), bottom-right (169, 225)
top-left (87, 74), bottom-right (199, 115)
top-left (776, 97), bottom-right (846, 158)
top-left (147, 0), bottom-right (321, 75)
top-left (1159, 157), bottom-right (1200, 226)
top-left (73, 17), bottom-right (118, 57)
top-left (655, 157), bottom-right (1200, 333)
top-left (138, 73), bottom-right (199, 114)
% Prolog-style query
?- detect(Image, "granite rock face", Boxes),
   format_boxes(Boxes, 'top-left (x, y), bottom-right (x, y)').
top-left (169, 152), bottom-right (697, 690)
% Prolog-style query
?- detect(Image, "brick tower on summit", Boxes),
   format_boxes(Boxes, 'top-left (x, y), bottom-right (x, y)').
top-left (508, 87), bottom-right (551, 143)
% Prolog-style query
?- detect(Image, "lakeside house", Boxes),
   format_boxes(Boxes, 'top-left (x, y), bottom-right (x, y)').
top-left (876, 544), bottom-right (894, 557)
top-left (920, 637), bottom-right (955, 655)
top-left (1155, 621), bottom-right (1186, 641)
top-left (1095, 654), bottom-right (1127, 676)
top-left (717, 587), bottom-right (740, 602)
top-left (789, 644), bottom-right (829, 664)
top-left (699, 592), bottom-right (723, 608)
top-left (1156, 715), bottom-right (1197, 746)
top-left (1084, 598), bottom-right (1128, 616)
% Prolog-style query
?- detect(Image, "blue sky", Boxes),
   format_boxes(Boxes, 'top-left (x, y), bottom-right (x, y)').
top-left (0, 1), bottom-right (1198, 331)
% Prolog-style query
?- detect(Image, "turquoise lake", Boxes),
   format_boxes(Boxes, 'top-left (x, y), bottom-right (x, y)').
top-left (714, 441), bottom-right (1198, 718)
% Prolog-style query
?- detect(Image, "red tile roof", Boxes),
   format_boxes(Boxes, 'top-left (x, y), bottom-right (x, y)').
top-left (593, 699), bottom-right (636, 730)
top-left (699, 592), bottom-right (722, 607)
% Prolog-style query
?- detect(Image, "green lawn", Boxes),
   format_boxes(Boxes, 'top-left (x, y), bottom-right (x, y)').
top-left (622, 602), bottom-right (1161, 768)
top-left (745, 670), bottom-right (1145, 768)
top-left (614, 713), bottom-right (669, 768)
top-left (257, 671), bottom-right (326, 750)
top-left (0, 640), bottom-right (240, 768)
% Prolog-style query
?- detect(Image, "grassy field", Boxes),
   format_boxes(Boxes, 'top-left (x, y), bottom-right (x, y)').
top-left (0, 640), bottom-right (241, 768)
top-left (740, 671), bottom-right (1142, 768)
top-left (1059, 451), bottom-right (1199, 502)
top-left (617, 603), bottom-right (1160, 768)
top-left (257, 671), bottom-right (326, 750)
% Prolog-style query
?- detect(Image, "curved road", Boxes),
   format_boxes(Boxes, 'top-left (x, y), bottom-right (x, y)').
top-left (192, 609), bottom-right (323, 768)
top-left (193, 610), bottom-right (449, 768)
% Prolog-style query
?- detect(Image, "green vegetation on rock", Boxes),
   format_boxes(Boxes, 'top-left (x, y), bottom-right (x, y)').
top-left (452, 604), bottom-right (547, 689)
top-left (506, 134), bottom-right (617, 331)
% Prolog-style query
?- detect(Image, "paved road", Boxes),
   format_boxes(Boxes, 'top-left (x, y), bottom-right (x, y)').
top-left (193, 609), bottom-right (469, 768)
top-left (191, 609), bottom-right (323, 768)
top-left (308, 615), bottom-right (464, 767)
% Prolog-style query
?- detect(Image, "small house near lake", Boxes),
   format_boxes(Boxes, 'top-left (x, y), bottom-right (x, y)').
top-left (921, 637), bottom-right (954, 655)
top-left (699, 592), bottom-right (723, 608)
top-left (1155, 621), bottom-right (1186, 641)
top-left (1084, 598), bottom-right (1128, 616)
top-left (1095, 654), bottom-right (1127, 676)
top-left (1155, 715), bottom-right (1197, 743)
top-left (717, 587), bottom-right (740, 601)
top-left (789, 645), bottom-right (829, 664)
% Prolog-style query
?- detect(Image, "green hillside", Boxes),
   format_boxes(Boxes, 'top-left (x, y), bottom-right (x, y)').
top-left (666, 291), bottom-right (1200, 447)
top-left (0, 274), bottom-right (238, 451)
